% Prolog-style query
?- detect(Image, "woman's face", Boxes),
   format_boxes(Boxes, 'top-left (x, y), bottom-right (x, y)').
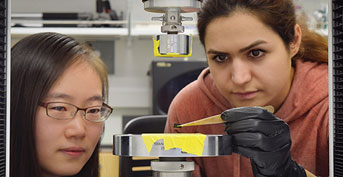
top-left (205, 12), bottom-right (300, 110)
top-left (35, 59), bottom-right (104, 177)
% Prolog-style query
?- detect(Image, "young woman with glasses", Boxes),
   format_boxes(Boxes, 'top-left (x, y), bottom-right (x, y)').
top-left (10, 32), bottom-right (113, 177)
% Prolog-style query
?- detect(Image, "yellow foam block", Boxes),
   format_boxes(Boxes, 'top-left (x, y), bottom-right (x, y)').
top-left (142, 133), bottom-right (206, 156)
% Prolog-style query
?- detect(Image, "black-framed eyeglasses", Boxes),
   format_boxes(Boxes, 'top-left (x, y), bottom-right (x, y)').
top-left (39, 102), bottom-right (113, 122)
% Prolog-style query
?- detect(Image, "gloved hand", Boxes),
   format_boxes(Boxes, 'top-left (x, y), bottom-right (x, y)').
top-left (222, 106), bottom-right (307, 177)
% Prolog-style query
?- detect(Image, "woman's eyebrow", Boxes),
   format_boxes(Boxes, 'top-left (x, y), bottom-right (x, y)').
top-left (207, 40), bottom-right (267, 55)
top-left (45, 93), bottom-right (103, 102)
top-left (86, 95), bottom-right (104, 102)
top-left (207, 49), bottom-right (229, 55)
top-left (239, 40), bottom-right (267, 53)
top-left (45, 93), bottom-right (71, 99)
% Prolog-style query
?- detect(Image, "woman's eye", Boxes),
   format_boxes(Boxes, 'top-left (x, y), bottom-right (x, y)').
top-left (213, 54), bottom-right (229, 62)
top-left (87, 108), bottom-right (101, 114)
top-left (249, 49), bottom-right (265, 58)
top-left (50, 106), bottom-right (67, 111)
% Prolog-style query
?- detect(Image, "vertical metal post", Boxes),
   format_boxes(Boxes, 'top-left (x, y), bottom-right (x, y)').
top-left (151, 157), bottom-right (194, 177)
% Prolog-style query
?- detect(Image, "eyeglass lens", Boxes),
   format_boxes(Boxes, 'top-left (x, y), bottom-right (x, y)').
top-left (46, 102), bottom-right (111, 121)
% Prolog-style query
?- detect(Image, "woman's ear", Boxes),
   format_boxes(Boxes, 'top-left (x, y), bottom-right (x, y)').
top-left (290, 24), bottom-right (302, 57)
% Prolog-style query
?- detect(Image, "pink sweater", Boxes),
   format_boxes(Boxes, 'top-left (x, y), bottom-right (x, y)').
top-left (165, 60), bottom-right (329, 177)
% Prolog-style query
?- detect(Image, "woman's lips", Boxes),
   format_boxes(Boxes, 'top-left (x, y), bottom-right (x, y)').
top-left (61, 147), bottom-right (85, 157)
top-left (233, 91), bottom-right (258, 99)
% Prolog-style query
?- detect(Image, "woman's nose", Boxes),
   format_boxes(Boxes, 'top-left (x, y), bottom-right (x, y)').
top-left (65, 111), bottom-right (87, 139)
top-left (230, 59), bottom-right (252, 85)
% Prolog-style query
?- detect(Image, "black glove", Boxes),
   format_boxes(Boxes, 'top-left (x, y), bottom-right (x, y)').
top-left (222, 107), bottom-right (307, 177)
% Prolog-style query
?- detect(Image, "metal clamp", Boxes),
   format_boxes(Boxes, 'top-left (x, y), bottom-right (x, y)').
top-left (113, 134), bottom-right (232, 157)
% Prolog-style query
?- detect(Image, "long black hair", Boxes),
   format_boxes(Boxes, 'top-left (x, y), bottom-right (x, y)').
top-left (10, 32), bottom-right (108, 177)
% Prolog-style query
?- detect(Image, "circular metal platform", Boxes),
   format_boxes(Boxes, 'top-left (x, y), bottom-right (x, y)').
top-left (113, 134), bottom-right (232, 157)
top-left (143, 0), bottom-right (202, 13)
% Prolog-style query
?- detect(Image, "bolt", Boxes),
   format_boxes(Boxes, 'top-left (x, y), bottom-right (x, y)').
top-left (170, 15), bottom-right (176, 20)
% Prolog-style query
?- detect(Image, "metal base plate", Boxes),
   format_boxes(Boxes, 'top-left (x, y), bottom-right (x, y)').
top-left (113, 134), bottom-right (232, 157)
